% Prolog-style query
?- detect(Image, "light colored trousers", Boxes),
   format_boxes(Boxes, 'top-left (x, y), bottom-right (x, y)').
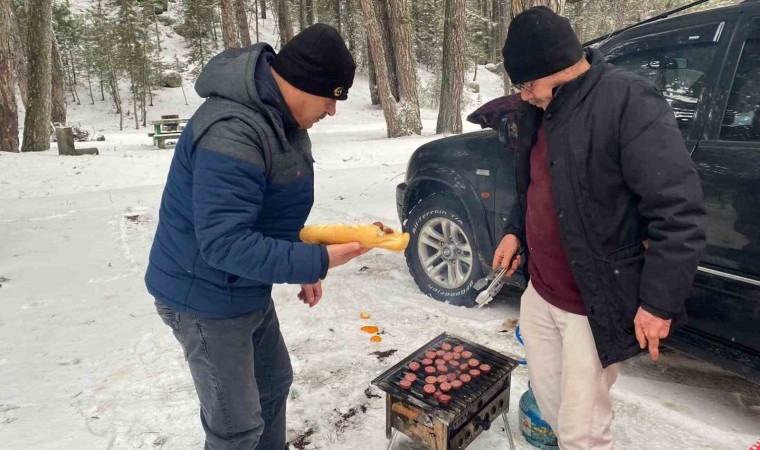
top-left (520, 281), bottom-right (620, 450)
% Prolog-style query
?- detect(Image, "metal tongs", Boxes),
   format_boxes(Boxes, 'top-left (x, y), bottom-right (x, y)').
top-left (474, 266), bottom-right (509, 308)
top-left (474, 248), bottom-right (523, 308)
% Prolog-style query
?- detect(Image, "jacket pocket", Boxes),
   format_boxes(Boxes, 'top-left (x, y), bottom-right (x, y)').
top-left (604, 244), bottom-right (645, 335)
top-left (226, 273), bottom-right (260, 288)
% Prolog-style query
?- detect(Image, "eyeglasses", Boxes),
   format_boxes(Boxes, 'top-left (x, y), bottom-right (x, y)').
top-left (514, 81), bottom-right (536, 93)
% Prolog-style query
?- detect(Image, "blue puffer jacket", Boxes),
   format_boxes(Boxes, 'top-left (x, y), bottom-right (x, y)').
top-left (145, 44), bottom-right (328, 318)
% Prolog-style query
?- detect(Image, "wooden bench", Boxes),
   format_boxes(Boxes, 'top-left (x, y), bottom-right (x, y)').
top-left (149, 115), bottom-right (188, 149)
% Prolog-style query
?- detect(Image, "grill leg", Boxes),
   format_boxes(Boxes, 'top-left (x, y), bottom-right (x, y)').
top-left (387, 429), bottom-right (399, 450)
top-left (502, 411), bottom-right (516, 450)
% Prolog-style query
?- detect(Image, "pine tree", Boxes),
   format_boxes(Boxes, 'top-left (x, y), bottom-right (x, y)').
top-left (89, 0), bottom-right (124, 128)
top-left (276, 0), bottom-right (293, 45)
top-left (51, 35), bottom-right (67, 125)
top-left (436, 0), bottom-right (465, 134)
top-left (412, 0), bottom-right (443, 71)
top-left (236, 0), bottom-right (252, 46)
top-left (388, 0), bottom-right (422, 134)
top-left (0, 0), bottom-right (19, 153)
top-left (10, 0), bottom-right (28, 107)
top-left (21, 0), bottom-right (53, 152)
top-left (359, 0), bottom-right (404, 137)
top-left (184, 0), bottom-right (216, 77)
top-left (220, 0), bottom-right (239, 48)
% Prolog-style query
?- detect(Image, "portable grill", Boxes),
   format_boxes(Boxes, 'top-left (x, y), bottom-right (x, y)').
top-left (372, 333), bottom-right (520, 450)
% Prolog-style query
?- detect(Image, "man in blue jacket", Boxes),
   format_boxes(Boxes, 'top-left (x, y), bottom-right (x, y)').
top-left (146, 24), bottom-right (367, 449)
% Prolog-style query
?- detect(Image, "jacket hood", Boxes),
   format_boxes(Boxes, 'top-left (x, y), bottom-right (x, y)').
top-left (195, 43), bottom-right (274, 113)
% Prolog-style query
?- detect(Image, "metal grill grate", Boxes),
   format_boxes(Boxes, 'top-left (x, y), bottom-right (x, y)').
top-left (372, 333), bottom-right (519, 426)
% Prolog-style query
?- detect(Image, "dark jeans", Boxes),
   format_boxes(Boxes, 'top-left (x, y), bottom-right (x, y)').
top-left (155, 300), bottom-right (293, 450)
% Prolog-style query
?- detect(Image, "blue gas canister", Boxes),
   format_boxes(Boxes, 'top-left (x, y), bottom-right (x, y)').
top-left (518, 385), bottom-right (559, 449)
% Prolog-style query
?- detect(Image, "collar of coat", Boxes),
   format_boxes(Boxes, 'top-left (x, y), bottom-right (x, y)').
top-left (546, 47), bottom-right (607, 116)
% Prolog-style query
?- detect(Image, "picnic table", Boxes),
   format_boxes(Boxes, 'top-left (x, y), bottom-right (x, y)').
top-left (149, 115), bottom-right (188, 149)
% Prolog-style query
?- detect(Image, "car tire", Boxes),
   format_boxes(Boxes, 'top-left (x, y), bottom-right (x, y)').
top-left (405, 193), bottom-right (486, 307)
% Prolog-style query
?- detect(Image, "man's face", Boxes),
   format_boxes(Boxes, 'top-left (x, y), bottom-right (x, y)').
top-left (515, 75), bottom-right (556, 110)
top-left (293, 93), bottom-right (337, 129)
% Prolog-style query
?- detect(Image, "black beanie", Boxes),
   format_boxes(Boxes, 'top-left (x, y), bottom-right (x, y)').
top-left (272, 23), bottom-right (356, 100)
top-left (502, 6), bottom-right (584, 84)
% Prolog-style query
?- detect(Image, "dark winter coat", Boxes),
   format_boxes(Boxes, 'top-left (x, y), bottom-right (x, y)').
top-left (145, 43), bottom-right (328, 318)
top-left (504, 48), bottom-right (707, 366)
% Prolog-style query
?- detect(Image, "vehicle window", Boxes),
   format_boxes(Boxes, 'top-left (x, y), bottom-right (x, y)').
top-left (720, 38), bottom-right (760, 141)
top-left (611, 43), bottom-right (717, 138)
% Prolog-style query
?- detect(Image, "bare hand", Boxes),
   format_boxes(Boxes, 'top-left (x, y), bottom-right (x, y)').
top-left (298, 281), bottom-right (323, 308)
top-left (634, 306), bottom-right (672, 360)
top-left (327, 242), bottom-right (370, 269)
top-left (492, 234), bottom-right (521, 276)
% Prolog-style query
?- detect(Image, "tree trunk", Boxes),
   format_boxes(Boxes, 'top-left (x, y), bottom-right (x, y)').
top-left (374, 0), bottom-right (399, 101)
top-left (130, 71), bottom-right (138, 129)
top-left (143, 0), bottom-right (162, 51)
top-left (9, 5), bottom-right (27, 108)
top-left (367, 37), bottom-right (379, 105)
top-left (221, 0), bottom-right (240, 48)
top-left (180, 82), bottom-right (188, 105)
top-left (490, 0), bottom-right (508, 62)
top-left (66, 47), bottom-right (80, 105)
top-left (298, 0), bottom-right (307, 31)
top-left (259, 0), bottom-right (266, 19)
top-left (333, 0), bottom-right (341, 35)
top-left (436, 0), bottom-right (465, 134)
top-left (153, 11), bottom-right (162, 51)
top-left (55, 126), bottom-right (74, 155)
top-left (0, 0), bottom-right (19, 152)
top-left (21, 0), bottom-right (53, 152)
top-left (211, 10), bottom-right (219, 44)
top-left (305, 0), bottom-right (313, 24)
top-left (236, 0), bottom-right (252, 46)
top-left (84, 64), bottom-right (94, 105)
top-left (276, 0), bottom-right (293, 44)
top-left (99, 71), bottom-right (105, 101)
top-left (254, 0), bottom-right (260, 41)
top-left (345, 0), bottom-right (355, 50)
top-left (359, 0), bottom-right (404, 137)
top-left (388, 0), bottom-right (421, 134)
top-left (51, 35), bottom-right (66, 125)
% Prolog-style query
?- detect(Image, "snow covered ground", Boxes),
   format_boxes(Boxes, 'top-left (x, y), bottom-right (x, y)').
top-left (2, 9), bottom-right (759, 450)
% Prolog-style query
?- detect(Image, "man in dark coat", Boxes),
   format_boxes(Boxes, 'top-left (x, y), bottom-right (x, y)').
top-left (146, 24), bottom-right (367, 449)
top-left (493, 7), bottom-right (706, 449)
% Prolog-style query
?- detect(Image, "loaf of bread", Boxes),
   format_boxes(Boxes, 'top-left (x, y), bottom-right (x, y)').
top-left (299, 221), bottom-right (410, 252)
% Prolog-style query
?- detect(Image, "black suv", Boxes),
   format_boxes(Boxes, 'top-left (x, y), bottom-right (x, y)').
top-left (396, 0), bottom-right (760, 382)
